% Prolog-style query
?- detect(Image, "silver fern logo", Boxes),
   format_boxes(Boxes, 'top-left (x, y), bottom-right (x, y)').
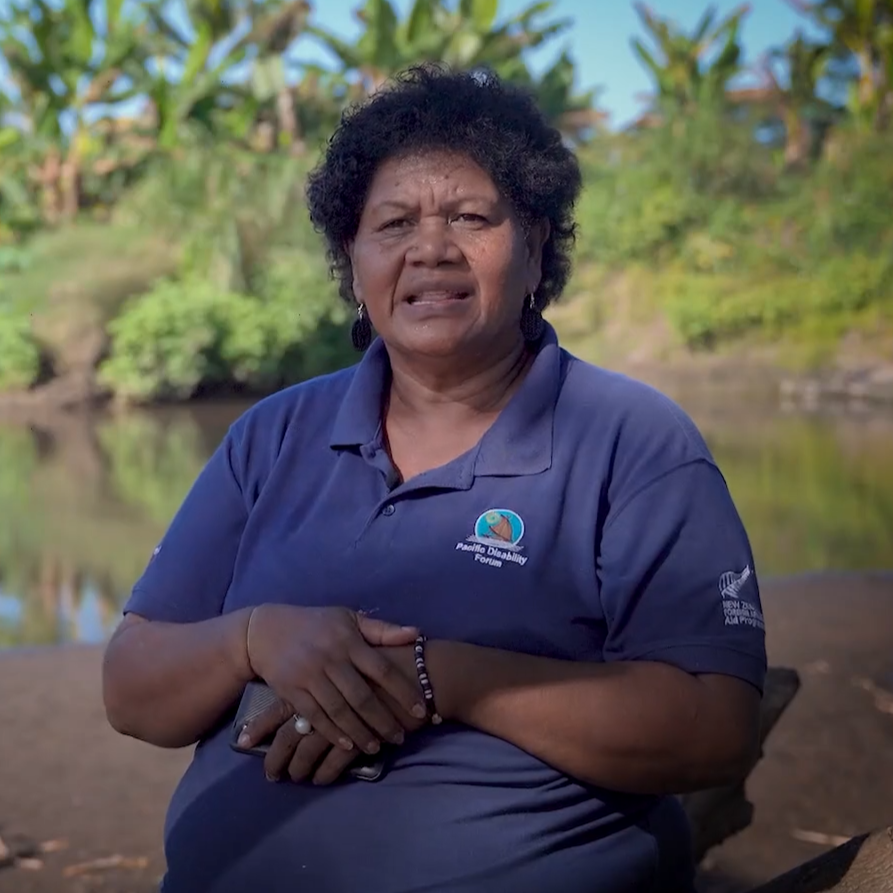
top-left (719, 565), bottom-right (752, 599)
top-left (719, 564), bottom-right (764, 630)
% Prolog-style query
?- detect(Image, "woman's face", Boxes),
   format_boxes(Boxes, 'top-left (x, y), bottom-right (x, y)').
top-left (348, 150), bottom-right (548, 361)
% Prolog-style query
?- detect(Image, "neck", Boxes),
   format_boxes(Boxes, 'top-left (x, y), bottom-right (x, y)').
top-left (386, 335), bottom-right (532, 422)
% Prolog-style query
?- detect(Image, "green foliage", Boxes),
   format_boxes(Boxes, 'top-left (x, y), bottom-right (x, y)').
top-left (310, 0), bottom-right (571, 90)
top-left (794, 0), bottom-right (893, 131)
top-left (0, 309), bottom-right (42, 389)
top-left (631, 2), bottom-right (749, 113)
top-left (98, 269), bottom-right (351, 402)
top-left (0, 0), bottom-right (595, 234)
top-left (98, 277), bottom-right (254, 401)
top-left (803, 130), bottom-right (893, 253)
top-left (572, 116), bottom-right (893, 355)
top-left (663, 252), bottom-right (893, 349)
top-left (0, 0), bottom-right (891, 400)
top-left (97, 145), bottom-right (352, 403)
top-left (575, 111), bottom-right (776, 268)
top-left (0, 243), bottom-right (33, 273)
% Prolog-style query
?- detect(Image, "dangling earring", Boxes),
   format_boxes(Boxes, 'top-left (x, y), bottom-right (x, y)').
top-left (351, 302), bottom-right (372, 352)
top-left (520, 293), bottom-right (544, 342)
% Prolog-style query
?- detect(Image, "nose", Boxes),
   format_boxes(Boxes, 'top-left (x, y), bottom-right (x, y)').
top-left (406, 218), bottom-right (462, 267)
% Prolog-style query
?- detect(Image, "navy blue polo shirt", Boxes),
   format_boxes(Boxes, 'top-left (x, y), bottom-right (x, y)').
top-left (125, 324), bottom-right (766, 893)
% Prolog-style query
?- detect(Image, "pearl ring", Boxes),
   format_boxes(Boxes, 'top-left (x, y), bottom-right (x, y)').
top-left (293, 714), bottom-right (312, 735)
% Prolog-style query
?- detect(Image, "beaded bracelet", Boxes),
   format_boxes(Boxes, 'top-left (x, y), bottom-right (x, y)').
top-left (413, 635), bottom-right (442, 725)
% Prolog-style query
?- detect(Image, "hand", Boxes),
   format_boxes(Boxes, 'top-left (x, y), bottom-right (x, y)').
top-left (245, 606), bottom-right (425, 755)
top-left (241, 647), bottom-right (427, 785)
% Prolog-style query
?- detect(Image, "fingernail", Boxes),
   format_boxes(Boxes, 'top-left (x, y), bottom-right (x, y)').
top-left (339, 738), bottom-right (354, 751)
top-left (392, 731), bottom-right (404, 745)
top-left (365, 741), bottom-right (380, 754)
top-left (238, 731), bottom-right (251, 747)
top-left (401, 626), bottom-right (418, 632)
top-left (411, 704), bottom-right (426, 719)
top-left (265, 772), bottom-right (278, 783)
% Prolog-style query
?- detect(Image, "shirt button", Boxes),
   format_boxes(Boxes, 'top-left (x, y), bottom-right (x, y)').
top-left (382, 504), bottom-right (396, 516)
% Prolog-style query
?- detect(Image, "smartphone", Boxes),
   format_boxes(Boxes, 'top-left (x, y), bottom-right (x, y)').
top-left (229, 680), bottom-right (388, 782)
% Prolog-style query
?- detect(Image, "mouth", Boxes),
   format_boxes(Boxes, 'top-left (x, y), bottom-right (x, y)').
top-left (406, 290), bottom-right (471, 305)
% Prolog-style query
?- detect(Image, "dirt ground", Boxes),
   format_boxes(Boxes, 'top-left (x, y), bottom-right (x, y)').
top-left (1, 573), bottom-right (892, 893)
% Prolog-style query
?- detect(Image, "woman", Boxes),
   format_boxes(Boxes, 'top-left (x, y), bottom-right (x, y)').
top-left (103, 66), bottom-right (767, 893)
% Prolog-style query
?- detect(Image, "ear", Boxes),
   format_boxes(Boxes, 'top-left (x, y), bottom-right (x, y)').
top-left (346, 241), bottom-right (361, 303)
top-left (525, 219), bottom-right (550, 293)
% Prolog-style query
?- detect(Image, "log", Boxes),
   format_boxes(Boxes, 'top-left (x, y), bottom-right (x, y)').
top-left (680, 666), bottom-right (802, 863)
top-left (748, 827), bottom-right (893, 893)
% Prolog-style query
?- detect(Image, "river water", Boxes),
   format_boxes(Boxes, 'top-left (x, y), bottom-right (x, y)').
top-left (1, 394), bottom-right (891, 650)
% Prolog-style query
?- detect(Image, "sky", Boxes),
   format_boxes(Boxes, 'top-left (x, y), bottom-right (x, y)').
top-left (298, 0), bottom-right (817, 128)
top-left (0, 0), bottom-right (821, 130)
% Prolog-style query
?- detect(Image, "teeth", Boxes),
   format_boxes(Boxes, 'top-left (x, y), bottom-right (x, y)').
top-left (406, 291), bottom-right (469, 304)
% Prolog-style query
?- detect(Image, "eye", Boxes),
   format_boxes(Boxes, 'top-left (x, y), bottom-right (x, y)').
top-left (381, 217), bottom-right (411, 231)
top-left (453, 213), bottom-right (488, 225)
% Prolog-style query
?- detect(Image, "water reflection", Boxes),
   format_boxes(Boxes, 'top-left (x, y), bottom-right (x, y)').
top-left (0, 398), bottom-right (891, 649)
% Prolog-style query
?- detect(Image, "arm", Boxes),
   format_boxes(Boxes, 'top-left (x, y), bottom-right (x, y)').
top-left (426, 459), bottom-right (767, 795)
top-left (104, 607), bottom-right (423, 751)
top-left (102, 430), bottom-right (255, 747)
top-left (426, 643), bottom-right (760, 794)
top-left (103, 426), bottom-right (425, 753)
top-left (103, 610), bottom-right (253, 748)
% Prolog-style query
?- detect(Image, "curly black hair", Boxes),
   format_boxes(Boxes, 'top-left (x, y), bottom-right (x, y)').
top-left (305, 65), bottom-right (583, 310)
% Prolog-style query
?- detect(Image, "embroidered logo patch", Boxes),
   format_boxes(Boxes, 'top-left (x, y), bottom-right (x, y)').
top-left (718, 564), bottom-right (764, 630)
top-left (455, 509), bottom-right (527, 569)
top-left (719, 566), bottom-right (752, 599)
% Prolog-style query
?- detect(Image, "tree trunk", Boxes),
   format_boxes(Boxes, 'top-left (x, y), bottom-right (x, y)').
top-left (35, 151), bottom-right (63, 226)
top-left (60, 154), bottom-right (81, 222)
top-left (276, 87), bottom-right (304, 155)
top-left (856, 49), bottom-right (876, 114)
top-left (748, 827), bottom-right (893, 893)
top-left (784, 111), bottom-right (812, 171)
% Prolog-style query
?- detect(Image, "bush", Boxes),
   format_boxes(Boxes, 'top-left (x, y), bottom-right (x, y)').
top-left (98, 278), bottom-right (243, 401)
top-left (8, 119), bottom-right (890, 402)
top-left (664, 252), bottom-right (893, 349)
top-left (0, 310), bottom-right (42, 390)
top-left (97, 146), bottom-right (359, 402)
top-left (99, 263), bottom-right (353, 403)
top-left (570, 118), bottom-right (893, 352)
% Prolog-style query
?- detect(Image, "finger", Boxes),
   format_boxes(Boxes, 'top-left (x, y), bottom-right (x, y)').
top-left (326, 661), bottom-right (406, 746)
top-left (305, 674), bottom-right (381, 755)
top-left (264, 720), bottom-right (303, 781)
top-left (356, 615), bottom-right (418, 647)
top-left (312, 744), bottom-right (359, 787)
top-left (372, 683), bottom-right (425, 732)
top-left (351, 646), bottom-right (427, 721)
top-left (287, 733), bottom-right (331, 783)
top-left (286, 688), bottom-right (357, 753)
top-left (238, 697), bottom-right (292, 749)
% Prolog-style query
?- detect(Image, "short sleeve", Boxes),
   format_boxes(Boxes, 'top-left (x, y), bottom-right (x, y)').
top-left (596, 459), bottom-right (767, 694)
top-left (123, 427), bottom-right (249, 624)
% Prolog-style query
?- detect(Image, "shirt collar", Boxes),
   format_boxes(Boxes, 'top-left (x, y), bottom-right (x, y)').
top-left (329, 323), bottom-right (561, 478)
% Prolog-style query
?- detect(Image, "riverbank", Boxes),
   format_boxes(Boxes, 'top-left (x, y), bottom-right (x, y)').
top-left (548, 278), bottom-right (893, 412)
top-left (2, 318), bottom-right (892, 420)
top-left (1, 572), bottom-right (892, 892)
top-left (2, 208), bottom-right (893, 416)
